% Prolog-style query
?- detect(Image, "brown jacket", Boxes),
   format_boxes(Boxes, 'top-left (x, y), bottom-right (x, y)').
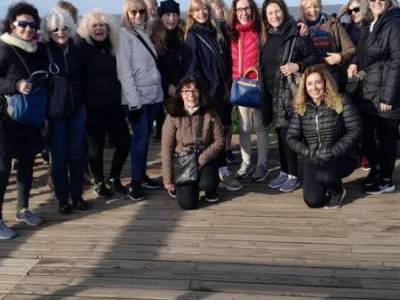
top-left (325, 15), bottom-right (355, 65)
top-left (161, 110), bottom-right (225, 185)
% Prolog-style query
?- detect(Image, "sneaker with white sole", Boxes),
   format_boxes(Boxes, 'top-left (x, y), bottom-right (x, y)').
top-left (268, 171), bottom-right (288, 189)
top-left (236, 162), bottom-right (254, 179)
top-left (324, 186), bottom-right (346, 209)
top-left (279, 176), bottom-right (300, 193)
top-left (0, 220), bottom-right (16, 240)
top-left (251, 164), bottom-right (269, 182)
top-left (16, 209), bottom-right (42, 226)
top-left (219, 173), bottom-right (243, 191)
top-left (365, 179), bottom-right (395, 195)
top-left (204, 192), bottom-right (219, 203)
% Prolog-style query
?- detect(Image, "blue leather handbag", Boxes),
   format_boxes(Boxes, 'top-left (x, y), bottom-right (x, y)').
top-left (6, 70), bottom-right (48, 127)
top-left (230, 67), bottom-right (262, 108)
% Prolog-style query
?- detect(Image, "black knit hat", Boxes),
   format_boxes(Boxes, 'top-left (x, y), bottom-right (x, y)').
top-left (158, 0), bottom-right (180, 17)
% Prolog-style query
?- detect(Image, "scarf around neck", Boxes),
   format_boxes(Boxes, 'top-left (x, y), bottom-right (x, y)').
top-left (0, 32), bottom-right (37, 53)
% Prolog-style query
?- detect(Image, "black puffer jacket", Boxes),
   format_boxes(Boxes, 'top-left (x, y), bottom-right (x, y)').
top-left (286, 96), bottom-right (362, 164)
top-left (79, 38), bottom-right (121, 110)
top-left (259, 17), bottom-right (319, 128)
top-left (355, 7), bottom-right (400, 119)
top-left (0, 40), bottom-right (43, 156)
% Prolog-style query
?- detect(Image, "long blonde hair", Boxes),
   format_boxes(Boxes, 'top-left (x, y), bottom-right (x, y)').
top-left (121, 0), bottom-right (149, 30)
top-left (77, 8), bottom-right (118, 55)
top-left (293, 65), bottom-right (343, 116)
top-left (184, 0), bottom-right (225, 42)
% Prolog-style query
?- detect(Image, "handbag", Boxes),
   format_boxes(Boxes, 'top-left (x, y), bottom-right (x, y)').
top-left (46, 45), bottom-right (68, 118)
top-left (229, 37), bottom-right (262, 108)
top-left (346, 70), bottom-right (367, 97)
top-left (287, 36), bottom-right (302, 97)
top-left (172, 114), bottom-right (204, 185)
top-left (5, 46), bottom-right (48, 127)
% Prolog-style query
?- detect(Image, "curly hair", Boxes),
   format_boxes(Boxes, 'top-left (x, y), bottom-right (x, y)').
top-left (2, 2), bottom-right (40, 34)
top-left (227, 0), bottom-right (262, 41)
top-left (261, 0), bottom-right (291, 45)
top-left (41, 7), bottom-right (77, 42)
top-left (165, 76), bottom-right (214, 117)
top-left (293, 64), bottom-right (343, 116)
top-left (77, 8), bottom-right (119, 55)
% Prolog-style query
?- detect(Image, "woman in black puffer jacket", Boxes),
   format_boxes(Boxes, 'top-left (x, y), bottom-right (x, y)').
top-left (78, 9), bottom-right (131, 199)
top-left (347, 2), bottom-right (400, 195)
top-left (287, 65), bottom-right (361, 209)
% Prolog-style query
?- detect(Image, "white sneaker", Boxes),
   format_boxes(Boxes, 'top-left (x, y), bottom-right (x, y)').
top-left (236, 162), bottom-right (254, 178)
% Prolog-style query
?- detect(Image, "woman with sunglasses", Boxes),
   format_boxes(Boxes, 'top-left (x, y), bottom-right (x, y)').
top-left (162, 76), bottom-right (224, 209)
top-left (0, 2), bottom-right (43, 239)
top-left (347, 0), bottom-right (400, 194)
top-left (78, 9), bottom-right (131, 199)
top-left (184, 0), bottom-right (242, 192)
top-left (299, 0), bottom-right (355, 91)
top-left (42, 8), bottom-right (88, 214)
top-left (117, 0), bottom-right (163, 201)
top-left (336, 0), bottom-right (363, 45)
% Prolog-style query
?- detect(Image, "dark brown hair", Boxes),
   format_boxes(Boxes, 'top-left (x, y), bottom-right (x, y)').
top-left (261, 0), bottom-right (290, 44)
top-left (3, 2), bottom-right (40, 34)
top-left (227, 0), bottom-right (262, 41)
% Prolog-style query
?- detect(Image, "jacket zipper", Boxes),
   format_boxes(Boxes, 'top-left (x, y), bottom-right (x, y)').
top-left (315, 107), bottom-right (322, 149)
top-left (63, 48), bottom-right (74, 108)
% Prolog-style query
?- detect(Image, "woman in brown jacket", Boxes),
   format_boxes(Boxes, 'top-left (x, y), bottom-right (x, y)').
top-left (161, 76), bottom-right (225, 209)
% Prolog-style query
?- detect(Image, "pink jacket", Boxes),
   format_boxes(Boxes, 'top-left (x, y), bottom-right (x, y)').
top-left (231, 22), bottom-right (259, 80)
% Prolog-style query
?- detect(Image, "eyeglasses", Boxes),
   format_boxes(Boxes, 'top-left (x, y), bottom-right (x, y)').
top-left (348, 7), bottom-right (361, 14)
top-left (369, 0), bottom-right (386, 3)
top-left (130, 9), bottom-right (146, 15)
top-left (12, 20), bottom-right (38, 30)
top-left (236, 6), bottom-right (252, 14)
top-left (181, 89), bottom-right (199, 95)
top-left (51, 26), bottom-right (69, 33)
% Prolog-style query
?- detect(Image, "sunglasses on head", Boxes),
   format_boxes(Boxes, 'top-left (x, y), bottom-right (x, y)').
top-left (348, 7), bottom-right (360, 14)
top-left (12, 20), bottom-right (38, 30)
top-left (51, 26), bottom-right (69, 33)
top-left (130, 9), bottom-right (146, 15)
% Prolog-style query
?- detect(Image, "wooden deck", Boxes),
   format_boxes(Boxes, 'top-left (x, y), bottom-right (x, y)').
top-left (1, 135), bottom-right (400, 300)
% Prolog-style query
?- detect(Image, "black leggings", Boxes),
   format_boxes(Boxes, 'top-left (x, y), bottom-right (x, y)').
top-left (361, 113), bottom-right (399, 179)
top-left (86, 107), bottom-right (131, 183)
top-left (176, 160), bottom-right (219, 210)
top-left (303, 156), bottom-right (357, 208)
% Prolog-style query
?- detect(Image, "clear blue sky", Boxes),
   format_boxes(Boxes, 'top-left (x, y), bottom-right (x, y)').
top-left (0, 0), bottom-right (345, 18)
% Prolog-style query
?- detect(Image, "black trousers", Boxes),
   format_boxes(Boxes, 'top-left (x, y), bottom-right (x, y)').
top-left (361, 113), bottom-right (399, 179)
top-left (86, 107), bottom-right (131, 184)
top-left (176, 160), bottom-right (219, 210)
top-left (303, 156), bottom-right (357, 208)
top-left (276, 127), bottom-right (298, 176)
top-left (0, 152), bottom-right (36, 219)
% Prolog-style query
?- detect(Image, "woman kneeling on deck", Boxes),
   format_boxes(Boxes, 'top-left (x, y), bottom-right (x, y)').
top-left (161, 76), bottom-right (225, 210)
top-left (286, 65), bottom-right (361, 209)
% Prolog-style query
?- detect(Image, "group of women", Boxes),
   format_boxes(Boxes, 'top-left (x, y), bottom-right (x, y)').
top-left (0, 0), bottom-right (399, 239)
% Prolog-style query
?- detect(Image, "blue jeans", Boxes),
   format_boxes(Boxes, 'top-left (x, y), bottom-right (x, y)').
top-left (49, 105), bottom-right (86, 203)
top-left (125, 104), bottom-right (158, 183)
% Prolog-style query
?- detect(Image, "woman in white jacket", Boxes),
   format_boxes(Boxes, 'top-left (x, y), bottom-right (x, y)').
top-left (117, 0), bottom-right (163, 200)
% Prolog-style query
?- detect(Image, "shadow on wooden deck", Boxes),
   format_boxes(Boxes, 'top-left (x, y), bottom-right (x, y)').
top-left (0, 136), bottom-right (399, 299)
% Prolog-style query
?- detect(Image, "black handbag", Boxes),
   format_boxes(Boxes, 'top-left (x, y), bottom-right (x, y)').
top-left (172, 114), bottom-right (204, 185)
top-left (346, 70), bottom-right (367, 97)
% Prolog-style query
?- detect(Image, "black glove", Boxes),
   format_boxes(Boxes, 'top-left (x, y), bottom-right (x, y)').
top-left (127, 106), bottom-right (142, 122)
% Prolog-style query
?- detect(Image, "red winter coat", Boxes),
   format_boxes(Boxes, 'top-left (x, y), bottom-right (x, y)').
top-left (231, 21), bottom-right (259, 80)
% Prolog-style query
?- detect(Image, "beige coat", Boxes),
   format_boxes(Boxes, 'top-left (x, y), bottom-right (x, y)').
top-left (161, 111), bottom-right (225, 185)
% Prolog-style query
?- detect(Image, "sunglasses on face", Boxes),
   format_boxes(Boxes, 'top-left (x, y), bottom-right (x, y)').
top-left (130, 9), bottom-right (146, 15)
top-left (51, 26), bottom-right (69, 33)
top-left (348, 7), bottom-right (361, 14)
top-left (12, 20), bottom-right (38, 30)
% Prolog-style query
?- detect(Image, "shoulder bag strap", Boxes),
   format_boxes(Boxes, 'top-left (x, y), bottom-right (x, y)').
top-left (287, 36), bottom-right (297, 63)
top-left (195, 33), bottom-right (225, 82)
top-left (45, 44), bottom-right (60, 75)
top-left (132, 29), bottom-right (157, 62)
top-left (9, 45), bottom-right (31, 76)
top-left (238, 37), bottom-right (243, 77)
top-left (194, 113), bottom-right (204, 152)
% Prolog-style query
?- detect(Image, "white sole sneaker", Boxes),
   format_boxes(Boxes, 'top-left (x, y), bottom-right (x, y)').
top-left (366, 184), bottom-right (395, 195)
top-left (219, 182), bottom-right (243, 192)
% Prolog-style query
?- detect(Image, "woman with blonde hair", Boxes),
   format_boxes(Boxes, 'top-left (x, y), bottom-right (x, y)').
top-left (184, 0), bottom-right (242, 192)
top-left (42, 7), bottom-right (88, 214)
top-left (117, 0), bottom-right (163, 200)
top-left (299, 0), bottom-right (355, 91)
top-left (287, 65), bottom-right (361, 208)
top-left (78, 9), bottom-right (131, 199)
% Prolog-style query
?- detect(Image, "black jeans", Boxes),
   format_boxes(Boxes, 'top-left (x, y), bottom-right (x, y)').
top-left (176, 160), bottom-right (219, 210)
top-left (276, 127), bottom-right (298, 176)
top-left (87, 107), bottom-right (131, 184)
top-left (361, 113), bottom-right (399, 179)
top-left (303, 156), bottom-right (357, 208)
top-left (0, 153), bottom-right (36, 219)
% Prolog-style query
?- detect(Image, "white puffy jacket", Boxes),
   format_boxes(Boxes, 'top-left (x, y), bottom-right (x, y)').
top-left (117, 27), bottom-right (163, 108)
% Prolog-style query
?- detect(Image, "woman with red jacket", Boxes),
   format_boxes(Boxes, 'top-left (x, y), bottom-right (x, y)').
top-left (228, 0), bottom-right (269, 183)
